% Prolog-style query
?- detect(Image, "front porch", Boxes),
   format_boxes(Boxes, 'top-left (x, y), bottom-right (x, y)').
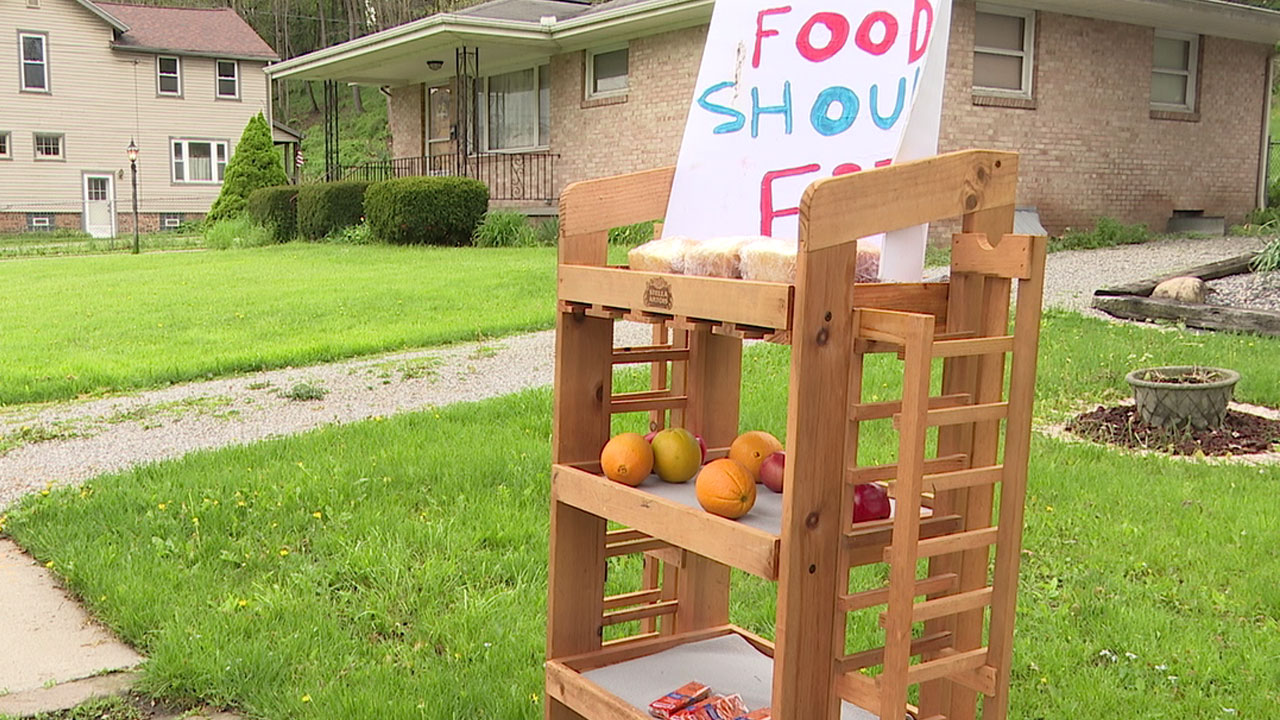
top-left (340, 151), bottom-right (558, 205)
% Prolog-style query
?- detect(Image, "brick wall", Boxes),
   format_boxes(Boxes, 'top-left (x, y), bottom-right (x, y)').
top-left (941, 0), bottom-right (1270, 233)
top-left (389, 84), bottom-right (425, 159)
top-left (550, 25), bottom-right (707, 194)
top-left (0, 212), bottom-right (195, 234)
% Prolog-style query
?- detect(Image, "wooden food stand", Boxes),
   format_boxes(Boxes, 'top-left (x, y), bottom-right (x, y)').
top-left (545, 150), bottom-right (1047, 720)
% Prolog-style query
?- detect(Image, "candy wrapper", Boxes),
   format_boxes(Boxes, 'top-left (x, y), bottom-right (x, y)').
top-left (673, 694), bottom-right (750, 720)
top-left (733, 708), bottom-right (772, 720)
top-left (649, 681), bottom-right (712, 719)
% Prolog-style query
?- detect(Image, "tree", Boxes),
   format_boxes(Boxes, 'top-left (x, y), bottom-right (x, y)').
top-left (207, 112), bottom-right (290, 223)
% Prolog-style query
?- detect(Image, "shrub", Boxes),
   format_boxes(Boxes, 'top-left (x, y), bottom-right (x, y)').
top-left (325, 222), bottom-right (373, 245)
top-left (203, 216), bottom-right (273, 250)
top-left (609, 220), bottom-right (658, 248)
top-left (297, 181), bottom-right (370, 240)
top-left (533, 216), bottom-right (560, 247)
top-left (1048, 217), bottom-right (1151, 253)
top-left (473, 210), bottom-right (536, 247)
top-left (206, 113), bottom-right (289, 224)
top-left (1254, 238), bottom-right (1280, 272)
top-left (364, 176), bottom-right (489, 246)
top-left (246, 186), bottom-right (300, 243)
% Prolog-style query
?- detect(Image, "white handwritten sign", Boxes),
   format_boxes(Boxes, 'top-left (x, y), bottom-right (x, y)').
top-left (663, 0), bottom-right (953, 280)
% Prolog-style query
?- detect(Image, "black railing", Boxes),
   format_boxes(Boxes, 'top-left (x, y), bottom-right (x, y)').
top-left (339, 152), bottom-right (558, 203)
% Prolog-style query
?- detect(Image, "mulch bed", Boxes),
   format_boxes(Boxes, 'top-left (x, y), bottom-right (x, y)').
top-left (1066, 405), bottom-right (1280, 456)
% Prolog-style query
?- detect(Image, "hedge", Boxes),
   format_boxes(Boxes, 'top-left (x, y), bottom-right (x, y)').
top-left (297, 180), bottom-right (370, 240)
top-left (365, 176), bottom-right (489, 246)
top-left (206, 113), bottom-right (289, 224)
top-left (246, 186), bottom-right (300, 243)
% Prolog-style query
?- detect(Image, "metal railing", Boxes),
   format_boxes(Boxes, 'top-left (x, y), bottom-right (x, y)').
top-left (339, 152), bottom-right (558, 203)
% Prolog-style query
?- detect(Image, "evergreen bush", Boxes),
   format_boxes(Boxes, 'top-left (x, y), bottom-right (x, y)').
top-left (206, 113), bottom-right (289, 224)
top-left (297, 181), bottom-right (370, 240)
top-left (246, 186), bottom-right (300, 243)
top-left (365, 176), bottom-right (489, 246)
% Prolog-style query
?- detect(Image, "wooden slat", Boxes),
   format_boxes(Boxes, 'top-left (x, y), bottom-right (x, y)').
top-left (854, 282), bottom-right (951, 327)
top-left (605, 528), bottom-right (649, 545)
top-left (932, 335), bottom-right (1014, 358)
top-left (835, 671), bottom-right (881, 715)
top-left (559, 166), bottom-right (675, 240)
top-left (553, 625), bottom-right (735, 673)
top-left (603, 588), bottom-right (663, 611)
top-left (609, 391), bottom-right (688, 413)
top-left (838, 573), bottom-right (960, 612)
top-left (849, 454), bottom-right (969, 485)
top-left (851, 393), bottom-right (973, 422)
top-left (912, 465), bottom-right (1004, 494)
top-left (843, 514), bottom-right (964, 568)
top-left (900, 527), bottom-right (1000, 562)
top-left (836, 631), bottom-right (955, 673)
top-left (905, 648), bottom-right (990, 687)
top-left (880, 587), bottom-right (994, 627)
top-left (552, 464), bottom-right (780, 580)
top-left (611, 345), bottom-right (690, 364)
top-left (559, 265), bottom-right (793, 330)
top-left (546, 659), bottom-right (649, 720)
top-left (803, 150), bottom-right (1019, 251)
top-left (600, 631), bottom-right (661, 648)
top-left (602, 599), bottom-right (679, 626)
top-left (603, 537), bottom-right (673, 558)
top-left (951, 234), bottom-right (1035, 279)
top-left (899, 402), bottom-right (1008, 428)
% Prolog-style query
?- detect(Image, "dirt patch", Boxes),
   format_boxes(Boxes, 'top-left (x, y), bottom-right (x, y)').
top-left (1066, 405), bottom-right (1280, 456)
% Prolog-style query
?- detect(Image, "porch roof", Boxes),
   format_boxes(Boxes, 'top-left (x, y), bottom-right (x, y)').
top-left (266, 0), bottom-right (1280, 85)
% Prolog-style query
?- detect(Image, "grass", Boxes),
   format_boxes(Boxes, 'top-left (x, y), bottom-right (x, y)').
top-left (0, 243), bottom-right (557, 405)
top-left (4, 312), bottom-right (1280, 718)
top-left (0, 230), bottom-right (205, 259)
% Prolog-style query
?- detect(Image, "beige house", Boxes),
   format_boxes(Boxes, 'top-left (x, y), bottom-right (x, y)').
top-left (268, 0), bottom-right (1280, 234)
top-left (0, 0), bottom-right (276, 236)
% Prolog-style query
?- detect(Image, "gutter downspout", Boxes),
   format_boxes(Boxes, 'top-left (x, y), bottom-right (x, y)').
top-left (1259, 53), bottom-right (1274, 210)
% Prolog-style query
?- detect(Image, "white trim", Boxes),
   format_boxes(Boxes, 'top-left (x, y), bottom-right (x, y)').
top-left (71, 0), bottom-right (128, 32)
top-left (18, 31), bottom-right (50, 92)
top-left (33, 132), bottom-right (63, 160)
top-left (478, 64), bottom-right (550, 153)
top-left (215, 59), bottom-right (239, 99)
top-left (157, 54), bottom-right (181, 96)
top-left (973, 4), bottom-right (1035, 99)
top-left (584, 44), bottom-right (629, 100)
top-left (82, 173), bottom-right (117, 239)
top-left (0, 131), bottom-right (10, 160)
top-left (1150, 30), bottom-right (1198, 112)
top-left (171, 138), bottom-right (230, 184)
top-left (426, 83), bottom-right (453, 143)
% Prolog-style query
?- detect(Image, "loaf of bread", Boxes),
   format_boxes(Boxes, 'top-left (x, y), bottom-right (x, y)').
top-left (739, 237), bottom-right (798, 284)
top-left (684, 236), bottom-right (760, 278)
top-left (856, 243), bottom-right (882, 283)
top-left (628, 235), bottom-right (696, 274)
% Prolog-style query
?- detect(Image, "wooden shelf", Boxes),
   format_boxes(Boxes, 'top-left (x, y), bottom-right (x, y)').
top-left (546, 626), bottom-right (878, 720)
top-left (552, 464), bottom-right (781, 580)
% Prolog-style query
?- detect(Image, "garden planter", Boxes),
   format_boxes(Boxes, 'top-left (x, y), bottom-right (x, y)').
top-left (1125, 366), bottom-right (1240, 430)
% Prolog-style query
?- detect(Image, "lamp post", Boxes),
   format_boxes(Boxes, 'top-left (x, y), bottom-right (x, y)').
top-left (126, 139), bottom-right (139, 254)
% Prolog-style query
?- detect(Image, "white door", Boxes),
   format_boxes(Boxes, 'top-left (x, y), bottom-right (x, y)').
top-left (83, 174), bottom-right (115, 238)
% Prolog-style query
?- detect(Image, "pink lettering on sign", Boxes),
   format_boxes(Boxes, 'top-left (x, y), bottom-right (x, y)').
top-left (855, 11), bottom-right (899, 56)
top-left (760, 164), bottom-right (821, 235)
top-left (909, 0), bottom-right (934, 63)
top-left (796, 12), bottom-right (850, 63)
top-left (754, 6), bottom-right (792, 68)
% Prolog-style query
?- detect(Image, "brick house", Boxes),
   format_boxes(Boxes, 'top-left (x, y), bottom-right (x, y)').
top-left (267, 0), bottom-right (1280, 234)
top-left (0, 0), bottom-right (277, 236)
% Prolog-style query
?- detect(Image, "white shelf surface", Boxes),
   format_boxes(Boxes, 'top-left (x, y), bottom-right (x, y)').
top-left (582, 634), bottom-right (877, 720)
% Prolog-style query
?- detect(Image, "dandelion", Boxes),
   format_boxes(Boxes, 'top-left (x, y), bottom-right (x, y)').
top-left (301, 694), bottom-right (312, 703)
top-left (238, 599), bottom-right (248, 608)
top-left (279, 548), bottom-right (290, 557)
top-left (158, 503), bottom-right (167, 510)
top-left (191, 516), bottom-right (200, 526)
top-left (45, 560), bottom-right (54, 568)
top-left (312, 511), bottom-right (323, 519)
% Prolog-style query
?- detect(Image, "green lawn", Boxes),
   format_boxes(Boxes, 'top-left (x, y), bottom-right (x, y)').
top-left (0, 231), bottom-right (206, 259)
top-left (4, 312), bottom-right (1279, 718)
top-left (0, 244), bottom-right (557, 405)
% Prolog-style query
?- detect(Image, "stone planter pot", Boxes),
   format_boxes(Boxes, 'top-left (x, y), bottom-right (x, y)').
top-left (1125, 366), bottom-right (1240, 430)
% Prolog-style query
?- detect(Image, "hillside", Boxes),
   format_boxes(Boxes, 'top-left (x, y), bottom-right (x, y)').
top-left (277, 82), bottom-right (391, 181)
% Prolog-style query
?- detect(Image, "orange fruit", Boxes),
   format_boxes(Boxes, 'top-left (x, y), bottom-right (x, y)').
top-left (650, 428), bottom-right (702, 483)
top-left (728, 431), bottom-right (784, 481)
top-left (600, 433), bottom-right (653, 486)
top-left (696, 459), bottom-right (757, 519)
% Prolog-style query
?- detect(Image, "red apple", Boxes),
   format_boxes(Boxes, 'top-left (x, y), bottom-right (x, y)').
top-left (644, 430), bottom-right (658, 443)
top-left (853, 483), bottom-right (891, 523)
top-left (759, 451), bottom-right (785, 493)
top-left (695, 434), bottom-right (707, 464)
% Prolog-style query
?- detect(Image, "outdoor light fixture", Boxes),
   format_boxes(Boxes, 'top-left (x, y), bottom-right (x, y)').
top-left (127, 139), bottom-right (139, 254)
top-left (426, 59), bottom-right (444, 71)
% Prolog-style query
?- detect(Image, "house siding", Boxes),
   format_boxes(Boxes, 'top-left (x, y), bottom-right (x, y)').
top-left (0, 0), bottom-right (272, 231)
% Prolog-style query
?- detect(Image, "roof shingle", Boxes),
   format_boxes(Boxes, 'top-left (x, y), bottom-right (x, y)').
top-left (94, 2), bottom-right (278, 60)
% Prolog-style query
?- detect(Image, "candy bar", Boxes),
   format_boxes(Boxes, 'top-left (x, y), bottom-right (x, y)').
top-left (733, 708), bottom-right (772, 720)
top-left (649, 681), bottom-right (712, 719)
top-left (674, 694), bottom-right (750, 720)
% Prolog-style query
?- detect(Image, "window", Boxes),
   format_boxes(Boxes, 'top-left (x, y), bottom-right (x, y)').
top-left (28, 214), bottom-right (53, 230)
top-left (216, 60), bottom-right (238, 98)
top-left (161, 213), bottom-right (183, 228)
top-left (478, 65), bottom-right (550, 151)
top-left (86, 176), bottom-right (109, 201)
top-left (157, 56), bottom-right (181, 95)
top-left (33, 132), bottom-right (62, 159)
top-left (1151, 32), bottom-right (1198, 111)
top-left (973, 5), bottom-right (1034, 97)
top-left (0, 132), bottom-right (10, 159)
top-left (586, 47), bottom-right (628, 99)
top-left (172, 139), bottom-right (228, 183)
top-left (19, 32), bottom-right (48, 92)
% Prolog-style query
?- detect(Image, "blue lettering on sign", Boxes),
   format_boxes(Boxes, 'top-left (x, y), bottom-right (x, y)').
top-left (810, 86), bottom-right (860, 137)
top-left (870, 77), bottom-right (906, 130)
top-left (697, 81), bottom-right (747, 134)
top-left (751, 81), bottom-right (793, 138)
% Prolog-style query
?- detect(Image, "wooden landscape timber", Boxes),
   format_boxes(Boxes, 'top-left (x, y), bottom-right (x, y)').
top-left (545, 149), bottom-right (1048, 720)
top-left (1091, 252), bottom-right (1280, 336)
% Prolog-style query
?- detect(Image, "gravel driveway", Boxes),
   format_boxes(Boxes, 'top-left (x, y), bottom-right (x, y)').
top-left (0, 235), bottom-right (1267, 509)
